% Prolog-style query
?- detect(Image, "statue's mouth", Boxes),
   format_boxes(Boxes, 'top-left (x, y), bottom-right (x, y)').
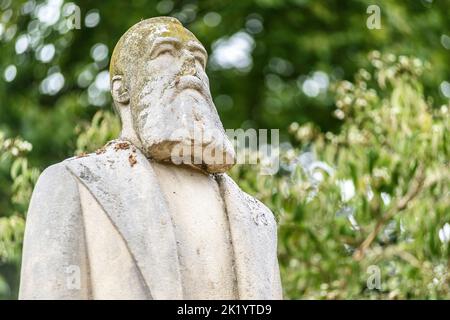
top-left (175, 75), bottom-right (207, 94)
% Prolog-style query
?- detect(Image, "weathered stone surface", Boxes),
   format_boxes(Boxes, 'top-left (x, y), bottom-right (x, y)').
top-left (110, 16), bottom-right (235, 173)
top-left (19, 17), bottom-right (282, 300)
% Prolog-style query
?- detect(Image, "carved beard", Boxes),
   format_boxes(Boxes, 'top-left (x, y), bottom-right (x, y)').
top-left (131, 76), bottom-right (236, 173)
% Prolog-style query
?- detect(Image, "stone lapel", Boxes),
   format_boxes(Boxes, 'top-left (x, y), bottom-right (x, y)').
top-left (215, 174), bottom-right (278, 299)
top-left (65, 141), bottom-right (278, 299)
top-left (65, 141), bottom-right (183, 299)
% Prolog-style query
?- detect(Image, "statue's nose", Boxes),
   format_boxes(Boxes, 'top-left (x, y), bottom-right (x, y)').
top-left (180, 50), bottom-right (197, 76)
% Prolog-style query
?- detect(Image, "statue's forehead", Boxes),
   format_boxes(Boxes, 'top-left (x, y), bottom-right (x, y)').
top-left (145, 21), bottom-right (199, 45)
top-left (109, 19), bottom-right (204, 79)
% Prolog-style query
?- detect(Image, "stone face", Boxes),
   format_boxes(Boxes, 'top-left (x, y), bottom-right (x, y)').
top-left (19, 17), bottom-right (282, 300)
top-left (110, 16), bottom-right (235, 173)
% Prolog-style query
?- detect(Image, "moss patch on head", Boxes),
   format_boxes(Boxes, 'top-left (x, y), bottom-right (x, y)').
top-left (109, 16), bottom-right (200, 83)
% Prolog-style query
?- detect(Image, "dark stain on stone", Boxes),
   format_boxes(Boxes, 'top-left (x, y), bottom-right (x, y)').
top-left (79, 164), bottom-right (100, 183)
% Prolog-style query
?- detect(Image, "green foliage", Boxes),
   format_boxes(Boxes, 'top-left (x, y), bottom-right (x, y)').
top-left (75, 110), bottom-right (120, 155)
top-left (229, 53), bottom-right (450, 299)
top-left (1, 0), bottom-right (449, 168)
top-left (0, 133), bottom-right (39, 298)
top-left (0, 0), bottom-right (449, 299)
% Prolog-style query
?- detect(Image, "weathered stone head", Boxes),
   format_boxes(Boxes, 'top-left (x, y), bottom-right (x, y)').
top-left (110, 17), bottom-right (235, 173)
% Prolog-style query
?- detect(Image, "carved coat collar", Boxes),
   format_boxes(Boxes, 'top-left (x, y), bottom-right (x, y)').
top-left (64, 140), bottom-right (278, 299)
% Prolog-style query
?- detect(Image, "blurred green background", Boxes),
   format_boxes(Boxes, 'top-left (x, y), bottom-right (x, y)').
top-left (0, 0), bottom-right (449, 299)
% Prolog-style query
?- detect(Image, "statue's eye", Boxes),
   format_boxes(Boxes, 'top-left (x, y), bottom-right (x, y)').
top-left (158, 49), bottom-right (173, 56)
top-left (194, 55), bottom-right (206, 68)
top-left (150, 44), bottom-right (176, 59)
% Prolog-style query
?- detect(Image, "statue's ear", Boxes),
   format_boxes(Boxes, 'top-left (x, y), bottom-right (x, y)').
top-left (111, 75), bottom-right (130, 105)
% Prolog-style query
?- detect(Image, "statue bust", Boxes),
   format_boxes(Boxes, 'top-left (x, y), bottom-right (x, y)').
top-left (19, 17), bottom-right (282, 300)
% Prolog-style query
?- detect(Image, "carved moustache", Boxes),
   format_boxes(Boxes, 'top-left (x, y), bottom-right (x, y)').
top-left (172, 75), bottom-right (205, 92)
top-left (136, 74), bottom-right (210, 107)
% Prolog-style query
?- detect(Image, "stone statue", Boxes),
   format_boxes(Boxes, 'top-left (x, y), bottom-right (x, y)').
top-left (19, 17), bottom-right (282, 300)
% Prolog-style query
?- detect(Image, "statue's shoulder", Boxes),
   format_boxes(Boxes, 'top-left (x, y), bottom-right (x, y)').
top-left (30, 161), bottom-right (80, 209)
top-left (61, 140), bottom-right (147, 186)
top-left (36, 161), bottom-right (76, 189)
top-left (63, 140), bottom-right (137, 168)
